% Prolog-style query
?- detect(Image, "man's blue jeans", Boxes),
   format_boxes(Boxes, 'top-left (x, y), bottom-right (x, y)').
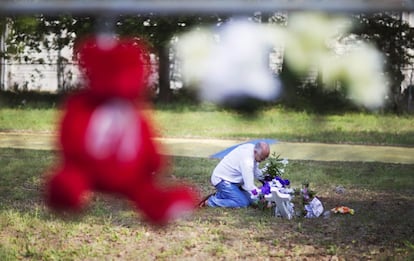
top-left (207, 180), bottom-right (252, 208)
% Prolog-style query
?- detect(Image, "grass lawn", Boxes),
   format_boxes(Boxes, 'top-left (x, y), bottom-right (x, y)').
top-left (0, 104), bottom-right (413, 146)
top-left (0, 148), bottom-right (413, 260)
top-left (154, 104), bottom-right (414, 145)
top-left (1, 96), bottom-right (413, 259)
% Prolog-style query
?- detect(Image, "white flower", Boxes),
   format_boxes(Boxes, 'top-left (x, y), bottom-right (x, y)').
top-left (281, 158), bottom-right (289, 166)
top-left (343, 45), bottom-right (388, 109)
top-left (176, 12), bottom-right (388, 110)
top-left (322, 43), bottom-right (388, 109)
top-left (175, 28), bottom-right (215, 86)
top-left (284, 12), bottom-right (351, 74)
top-left (274, 180), bottom-right (283, 188)
top-left (175, 19), bottom-right (283, 104)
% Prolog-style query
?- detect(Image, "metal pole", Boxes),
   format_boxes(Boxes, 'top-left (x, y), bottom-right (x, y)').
top-left (0, 0), bottom-right (414, 15)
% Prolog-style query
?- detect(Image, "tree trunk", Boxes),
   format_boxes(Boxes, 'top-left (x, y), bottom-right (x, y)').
top-left (157, 44), bottom-right (172, 103)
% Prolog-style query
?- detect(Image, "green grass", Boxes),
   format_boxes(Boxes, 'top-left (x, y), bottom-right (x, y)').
top-left (1, 104), bottom-right (413, 145)
top-left (1, 93), bottom-right (413, 259)
top-left (0, 109), bottom-right (58, 132)
top-left (0, 148), bottom-right (413, 260)
top-left (154, 104), bottom-right (414, 145)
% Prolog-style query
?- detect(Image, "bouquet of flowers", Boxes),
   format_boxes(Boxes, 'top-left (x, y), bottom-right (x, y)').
top-left (258, 153), bottom-right (322, 218)
top-left (257, 153), bottom-right (292, 212)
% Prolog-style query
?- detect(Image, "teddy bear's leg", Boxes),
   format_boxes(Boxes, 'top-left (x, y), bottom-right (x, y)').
top-left (131, 183), bottom-right (198, 225)
top-left (46, 164), bottom-right (91, 211)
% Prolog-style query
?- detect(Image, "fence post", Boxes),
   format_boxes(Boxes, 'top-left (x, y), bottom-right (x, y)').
top-left (0, 19), bottom-right (9, 90)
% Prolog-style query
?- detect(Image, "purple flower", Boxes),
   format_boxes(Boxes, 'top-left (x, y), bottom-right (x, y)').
top-left (275, 176), bottom-right (290, 187)
top-left (275, 176), bottom-right (283, 184)
top-left (302, 187), bottom-right (310, 201)
top-left (261, 182), bottom-right (271, 195)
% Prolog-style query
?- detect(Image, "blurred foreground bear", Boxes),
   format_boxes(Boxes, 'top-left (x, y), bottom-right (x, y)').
top-left (46, 37), bottom-right (198, 225)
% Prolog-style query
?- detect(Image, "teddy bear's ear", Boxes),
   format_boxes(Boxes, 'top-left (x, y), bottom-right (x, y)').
top-left (74, 36), bottom-right (151, 100)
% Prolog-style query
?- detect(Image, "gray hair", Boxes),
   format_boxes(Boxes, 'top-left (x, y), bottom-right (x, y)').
top-left (254, 142), bottom-right (262, 154)
top-left (254, 141), bottom-right (270, 158)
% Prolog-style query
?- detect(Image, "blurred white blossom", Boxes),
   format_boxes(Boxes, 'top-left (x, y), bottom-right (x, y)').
top-left (174, 28), bottom-right (215, 86)
top-left (284, 12), bottom-right (352, 74)
top-left (322, 43), bottom-right (388, 109)
top-left (175, 13), bottom-right (389, 109)
top-left (176, 19), bottom-right (282, 104)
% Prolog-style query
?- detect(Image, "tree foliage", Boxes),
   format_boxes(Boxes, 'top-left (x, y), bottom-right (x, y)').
top-left (115, 14), bottom-right (224, 102)
top-left (2, 13), bottom-right (224, 99)
top-left (351, 12), bottom-right (414, 112)
top-left (2, 12), bottom-right (414, 112)
top-left (280, 12), bottom-right (414, 113)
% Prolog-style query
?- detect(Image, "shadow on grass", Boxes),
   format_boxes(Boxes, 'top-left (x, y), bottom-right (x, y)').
top-left (0, 90), bottom-right (66, 109)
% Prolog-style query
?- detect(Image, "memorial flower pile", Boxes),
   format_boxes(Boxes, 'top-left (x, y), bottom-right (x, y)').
top-left (259, 153), bottom-right (323, 218)
top-left (257, 152), bottom-right (292, 211)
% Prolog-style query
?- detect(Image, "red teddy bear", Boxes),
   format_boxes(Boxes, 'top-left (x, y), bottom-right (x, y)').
top-left (46, 36), bottom-right (198, 225)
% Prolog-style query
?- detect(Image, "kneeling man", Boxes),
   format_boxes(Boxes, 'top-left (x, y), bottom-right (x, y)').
top-left (203, 141), bottom-right (270, 208)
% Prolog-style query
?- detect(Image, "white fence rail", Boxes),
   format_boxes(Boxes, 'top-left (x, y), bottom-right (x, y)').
top-left (1, 61), bottom-right (80, 92)
top-left (2, 1), bottom-right (414, 92)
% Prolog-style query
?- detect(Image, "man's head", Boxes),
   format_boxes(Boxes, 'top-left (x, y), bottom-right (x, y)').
top-left (254, 141), bottom-right (270, 162)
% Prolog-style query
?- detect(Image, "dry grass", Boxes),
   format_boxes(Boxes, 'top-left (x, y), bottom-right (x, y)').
top-left (1, 149), bottom-right (413, 260)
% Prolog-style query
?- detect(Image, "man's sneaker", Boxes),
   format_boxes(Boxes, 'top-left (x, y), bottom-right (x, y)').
top-left (197, 193), bottom-right (214, 208)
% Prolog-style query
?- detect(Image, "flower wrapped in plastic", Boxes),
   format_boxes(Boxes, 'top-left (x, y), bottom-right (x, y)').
top-left (259, 153), bottom-right (291, 197)
top-left (256, 153), bottom-right (294, 217)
